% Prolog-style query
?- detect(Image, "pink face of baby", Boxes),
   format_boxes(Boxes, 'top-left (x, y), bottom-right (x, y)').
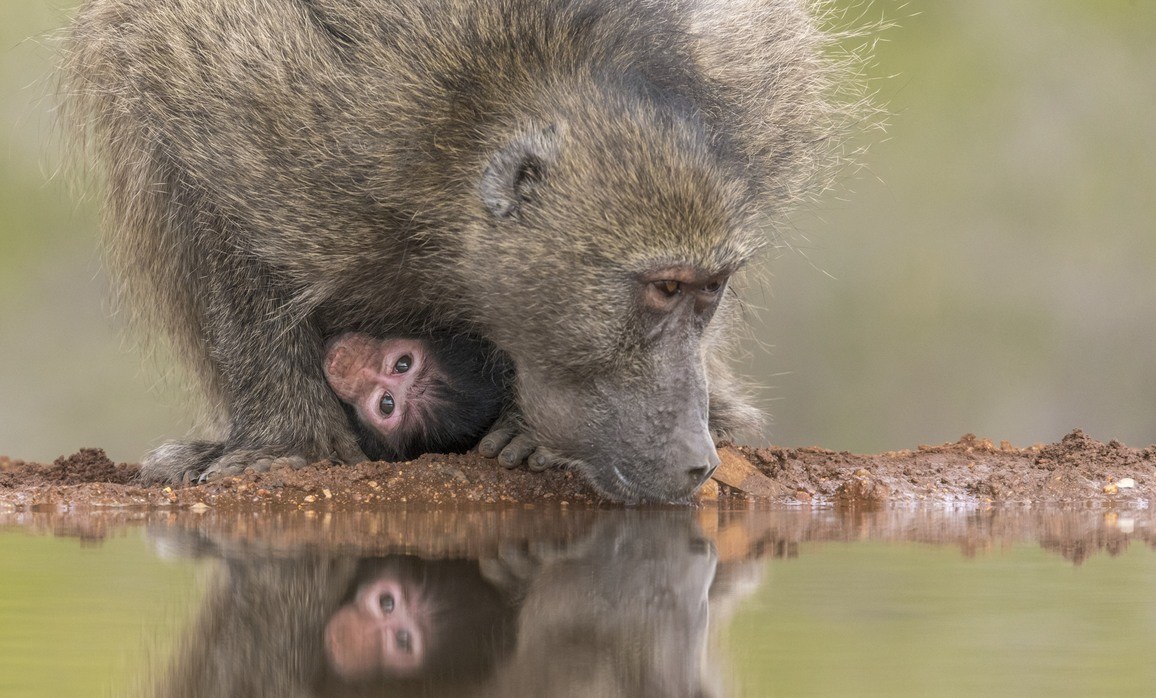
top-left (324, 334), bottom-right (431, 438)
top-left (324, 572), bottom-right (430, 680)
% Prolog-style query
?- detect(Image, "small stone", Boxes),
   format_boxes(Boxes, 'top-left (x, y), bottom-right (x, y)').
top-left (322, 488), bottom-right (333, 499)
top-left (440, 467), bottom-right (469, 483)
top-left (1103, 483), bottom-right (1118, 495)
top-left (303, 494), bottom-right (317, 503)
top-left (1117, 477), bottom-right (1136, 489)
top-left (696, 478), bottom-right (719, 501)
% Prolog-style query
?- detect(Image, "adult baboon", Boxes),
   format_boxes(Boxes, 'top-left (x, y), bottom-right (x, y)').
top-left (65, 0), bottom-right (854, 500)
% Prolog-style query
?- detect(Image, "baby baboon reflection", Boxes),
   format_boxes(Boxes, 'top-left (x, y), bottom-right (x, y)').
top-left (320, 557), bottom-right (515, 688)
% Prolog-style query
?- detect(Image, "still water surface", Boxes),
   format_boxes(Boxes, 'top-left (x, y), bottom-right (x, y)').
top-left (2, 505), bottom-right (1154, 697)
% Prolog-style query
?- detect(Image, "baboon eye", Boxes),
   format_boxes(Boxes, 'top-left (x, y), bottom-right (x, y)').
top-left (394, 354), bottom-right (412, 373)
top-left (396, 629), bottom-right (413, 652)
top-left (379, 593), bottom-right (395, 613)
top-left (703, 279), bottom-right (723, 294)
top-left (379, 392), bottom-right (396, 417)
top-left (653, 280), bottom-right (681, 297)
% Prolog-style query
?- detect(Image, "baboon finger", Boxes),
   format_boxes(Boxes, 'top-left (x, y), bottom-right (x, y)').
top-left (498, 434), bottom-right (537, 469)
top-left (270, 456), bottom-right (307, 471)
top-left (479, 427), bottom-right (517, 458)
top-left (527, 447), bottom-right (560, 472)
top-left (199, 462), bottom-right (245, 483)
top-left (243, 457), bottom-right (274, 474)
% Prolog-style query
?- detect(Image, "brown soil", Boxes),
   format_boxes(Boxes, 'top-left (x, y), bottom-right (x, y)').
top-left (1, 429), bottom-right (1153, 511)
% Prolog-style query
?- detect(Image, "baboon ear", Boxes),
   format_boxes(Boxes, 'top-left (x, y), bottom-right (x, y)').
top-left (481, 124), bottom-right (560, 219)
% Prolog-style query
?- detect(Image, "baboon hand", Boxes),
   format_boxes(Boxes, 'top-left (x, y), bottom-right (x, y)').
top-left (141, 437), bottom-right (367, 485)
top-left (198, 451), bottom-right (312, 482)
top-left (477, 412), bottom-right (559, 472)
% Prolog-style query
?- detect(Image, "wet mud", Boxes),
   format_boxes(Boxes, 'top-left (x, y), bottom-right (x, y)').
top-left (2, 429), bottom-right (1153, 511)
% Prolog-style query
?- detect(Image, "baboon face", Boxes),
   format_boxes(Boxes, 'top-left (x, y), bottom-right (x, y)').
top-left (470, 112), bottom-right (763, 502)
top-left (324, 333), bottom-right (509, 462)
top-left (324, 335), bottom-right (434, 444)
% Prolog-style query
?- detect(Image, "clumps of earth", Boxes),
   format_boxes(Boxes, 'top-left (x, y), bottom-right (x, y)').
top-left (1, 430), bottom-right (1153, 511)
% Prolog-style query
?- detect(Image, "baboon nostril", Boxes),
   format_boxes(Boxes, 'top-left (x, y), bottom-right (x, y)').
top-left (688, 464), bottom-right (715, 486)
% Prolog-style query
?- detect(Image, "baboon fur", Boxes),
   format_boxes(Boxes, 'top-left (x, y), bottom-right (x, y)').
top-left (64, 0), bottom-right (854, 501)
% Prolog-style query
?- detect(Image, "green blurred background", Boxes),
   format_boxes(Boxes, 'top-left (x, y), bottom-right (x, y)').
top-left (1, 1), bottom-right (1153, 464)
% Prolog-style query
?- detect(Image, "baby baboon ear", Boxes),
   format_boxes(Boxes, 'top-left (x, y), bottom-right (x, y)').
top-left (480, 123), bottom-right (561, 219)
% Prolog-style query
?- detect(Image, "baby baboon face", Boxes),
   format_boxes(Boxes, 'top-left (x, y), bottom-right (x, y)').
top-left (325, 334), bottom-right (430, 442)
top-left (324, 333), bottom-right (508, 462)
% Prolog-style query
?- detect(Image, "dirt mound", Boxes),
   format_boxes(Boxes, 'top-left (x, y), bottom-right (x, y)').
top-left (0, 448), bottom-right (137, 487)
top-left (1, 430), bottom-right (1153, 511)
top-left (742, 429), bottom-right (1154, 506)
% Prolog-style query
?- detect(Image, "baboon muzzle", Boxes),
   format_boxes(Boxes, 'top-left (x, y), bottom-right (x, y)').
top-left (526, 333), bottom-right (720, 503)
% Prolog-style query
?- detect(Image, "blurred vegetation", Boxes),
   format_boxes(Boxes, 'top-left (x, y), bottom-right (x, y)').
top-left (1, 0), bottom-right (203, 464)
top-left (749, 0), bottom-right (1156, 451)
top-left (728, 542), bottom-right (1156, 695)
top-left (0, 530), bottom-right (201, 697)
top-left (1, 0), bottom-right (1153, 462)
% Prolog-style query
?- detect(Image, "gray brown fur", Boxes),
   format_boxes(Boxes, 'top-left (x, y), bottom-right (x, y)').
top-left (63, 0), bottom-right (859, 500)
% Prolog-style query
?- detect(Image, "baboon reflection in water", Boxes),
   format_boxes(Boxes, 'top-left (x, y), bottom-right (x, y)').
top-left (149, 513), bottom-right (761, 697)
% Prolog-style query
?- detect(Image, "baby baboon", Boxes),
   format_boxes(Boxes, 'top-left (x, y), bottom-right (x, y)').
top-left (65, 0), bottom-right (855, 500)
top-left (323, 332), bottom-right (510, 462)
top-left (322, 556), bottom-right (515, 685)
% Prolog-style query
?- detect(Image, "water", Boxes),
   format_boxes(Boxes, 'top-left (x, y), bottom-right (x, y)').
top-left (2, 506), bottom-right (1154, 697)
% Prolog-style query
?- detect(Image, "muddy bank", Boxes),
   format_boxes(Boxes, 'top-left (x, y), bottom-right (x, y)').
top-left (2, 504), bottom-right (1152, 569)
top-left (1, 429), bottom-right (1153, 511)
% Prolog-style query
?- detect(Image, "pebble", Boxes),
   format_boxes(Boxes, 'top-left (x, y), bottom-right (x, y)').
top-left (1105, 478), bottom-right (1137, 495)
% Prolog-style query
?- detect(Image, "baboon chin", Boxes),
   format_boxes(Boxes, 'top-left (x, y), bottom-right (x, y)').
top-left (65, 0), bottom-right (854, 500)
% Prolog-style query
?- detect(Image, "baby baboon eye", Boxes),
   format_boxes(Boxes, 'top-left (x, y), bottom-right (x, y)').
top-left (653, 280), bottom-right (681, 297)
top-left (396, 629), bottom-right (413, 652)
top-left (379, 593), bottom-right (395, 613)
top-left (379, 392), bottom-right (396, 417)
top-left (394, 354), bottom-right (412, 373)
